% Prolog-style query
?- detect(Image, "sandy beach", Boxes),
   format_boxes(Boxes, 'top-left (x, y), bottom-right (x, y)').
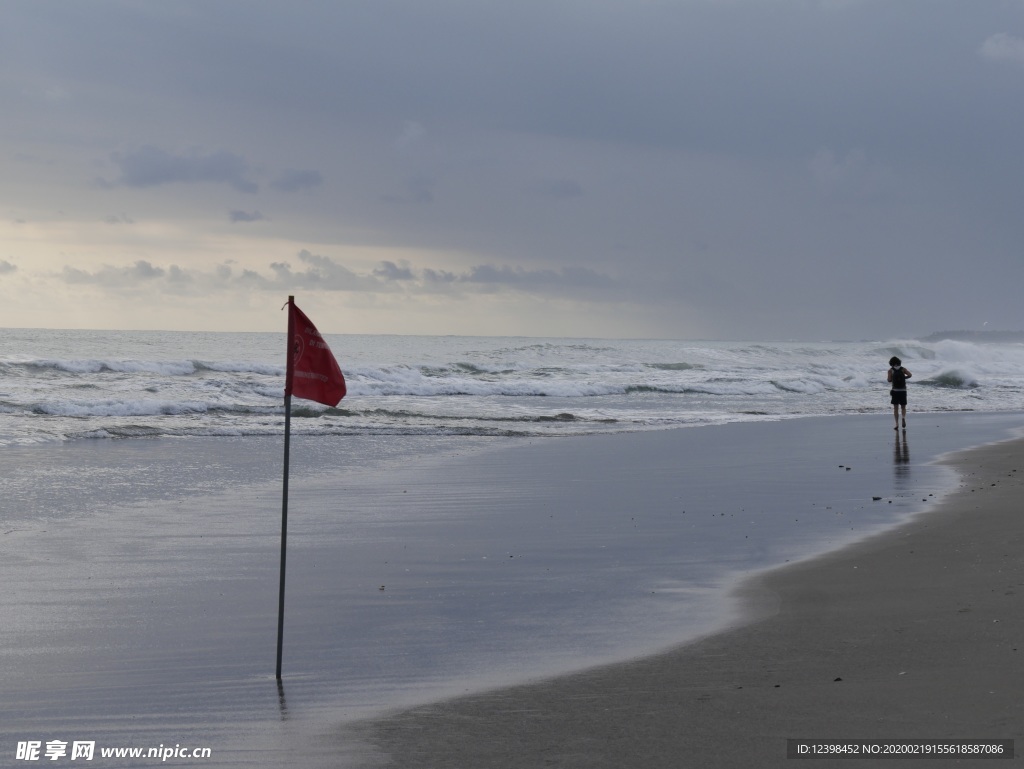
top-left (350, 434), bottom-right (1024, 768)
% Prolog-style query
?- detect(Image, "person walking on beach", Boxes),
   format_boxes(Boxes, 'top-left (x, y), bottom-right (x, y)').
top-left (887, 356), bottom-right (912, 430)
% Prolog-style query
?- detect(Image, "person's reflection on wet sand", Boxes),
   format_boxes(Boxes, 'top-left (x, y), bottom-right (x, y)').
top-left (893, 430), bottom-right (911, 486)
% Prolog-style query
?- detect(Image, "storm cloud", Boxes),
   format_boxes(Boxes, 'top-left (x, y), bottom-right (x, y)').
top-left (3, 0), bottom-right (1023, 337)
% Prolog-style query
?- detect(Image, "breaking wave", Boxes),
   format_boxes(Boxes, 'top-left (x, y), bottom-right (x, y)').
top-left (3, 331), bottom-right (1024, 444)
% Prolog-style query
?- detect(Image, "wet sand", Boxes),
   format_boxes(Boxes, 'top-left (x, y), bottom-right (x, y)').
top-left (351, 436), bottom-right (1024, 768)
top-left (4, 418), bottom-right (1023, 767)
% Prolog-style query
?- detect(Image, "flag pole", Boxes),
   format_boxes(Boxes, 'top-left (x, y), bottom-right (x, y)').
top-left (275, 295), bottom-right (345, 680)
top-left (275, 393), bottom-right (291, 679)
top-left (276, 296), bottom-right (295, 680)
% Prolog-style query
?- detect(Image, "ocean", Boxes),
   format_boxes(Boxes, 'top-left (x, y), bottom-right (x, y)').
top-left (3, 329), bottom-right (1024, 766)
top-left (3, 329), bottom-right (1023, 446)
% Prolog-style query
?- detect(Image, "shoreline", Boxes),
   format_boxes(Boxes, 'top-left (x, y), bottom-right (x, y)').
top-left (348, 432), bottom-right (1024, 768)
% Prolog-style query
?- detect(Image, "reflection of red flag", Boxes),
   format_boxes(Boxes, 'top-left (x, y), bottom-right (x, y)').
top-left (285, 299), bottom-right (346, 407)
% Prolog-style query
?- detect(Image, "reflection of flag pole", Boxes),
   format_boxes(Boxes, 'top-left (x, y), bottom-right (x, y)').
top-left (276, 296), bottom-right (346, 681)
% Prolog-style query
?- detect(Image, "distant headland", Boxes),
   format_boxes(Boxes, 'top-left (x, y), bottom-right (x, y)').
top-left (920, 330), bottom-right (1024, 343)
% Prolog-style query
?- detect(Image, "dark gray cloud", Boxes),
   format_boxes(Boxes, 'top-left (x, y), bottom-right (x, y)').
top-left (265, 251), bottom-right (384, 292)
top-left (459, 264), bottom-right (616, 296)
top-left (103, 147), bottom-right (258, 193)
top-left (373, 261), bottom-right (416, 281)
top-left (61, 261), bottom-right (154, 285)
top-left (0, 260), bottom-right (16, 275)
top-left (5, 0), bottom-right (1024, 337)
top-left (382, 175), bottom-right (436, 205)
top-left (369, 259), bottom-right (620, 299)
top-left (61, 260), bottom-right (188, 288)
top-left (271, 169), bottom-right (324, 192)
top-left (263, 252), bottom-right (621, 299)
top-left (55, 251), bottom-right (621, 303)
top-left (229, 210), bottom-right (267, 223)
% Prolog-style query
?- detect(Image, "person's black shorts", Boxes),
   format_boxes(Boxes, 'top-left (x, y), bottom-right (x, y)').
top-left (890, 390), bottom-right (907, 406)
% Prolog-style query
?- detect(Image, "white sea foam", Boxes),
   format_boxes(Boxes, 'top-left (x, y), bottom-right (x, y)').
top-left (35, 358), bottom-right (200, 376)
top-left (2, 330), bottom-right (1023, 444)
top-left (36, 398), bottom-right (213, 418)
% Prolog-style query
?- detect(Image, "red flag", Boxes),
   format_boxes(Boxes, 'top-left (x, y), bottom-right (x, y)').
top-left (285, 299), bottom-right (346, 407)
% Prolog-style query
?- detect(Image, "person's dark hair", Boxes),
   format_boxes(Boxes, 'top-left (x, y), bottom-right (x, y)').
top-left (889, 356), bottom-right (901, 367)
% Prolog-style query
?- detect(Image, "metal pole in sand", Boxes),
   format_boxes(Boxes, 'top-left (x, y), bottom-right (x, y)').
top-left (275, 393), bottom-right (292, 680)
top-left (276, 296), bottom-right (296, 680)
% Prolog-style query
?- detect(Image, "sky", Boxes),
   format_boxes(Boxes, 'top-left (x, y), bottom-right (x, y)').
top-left (2, 0), bottom-right (1023, 340)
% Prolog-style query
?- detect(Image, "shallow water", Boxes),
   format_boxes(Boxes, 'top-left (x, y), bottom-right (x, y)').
top-left (2, 413), bottom-right (1023, 766)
